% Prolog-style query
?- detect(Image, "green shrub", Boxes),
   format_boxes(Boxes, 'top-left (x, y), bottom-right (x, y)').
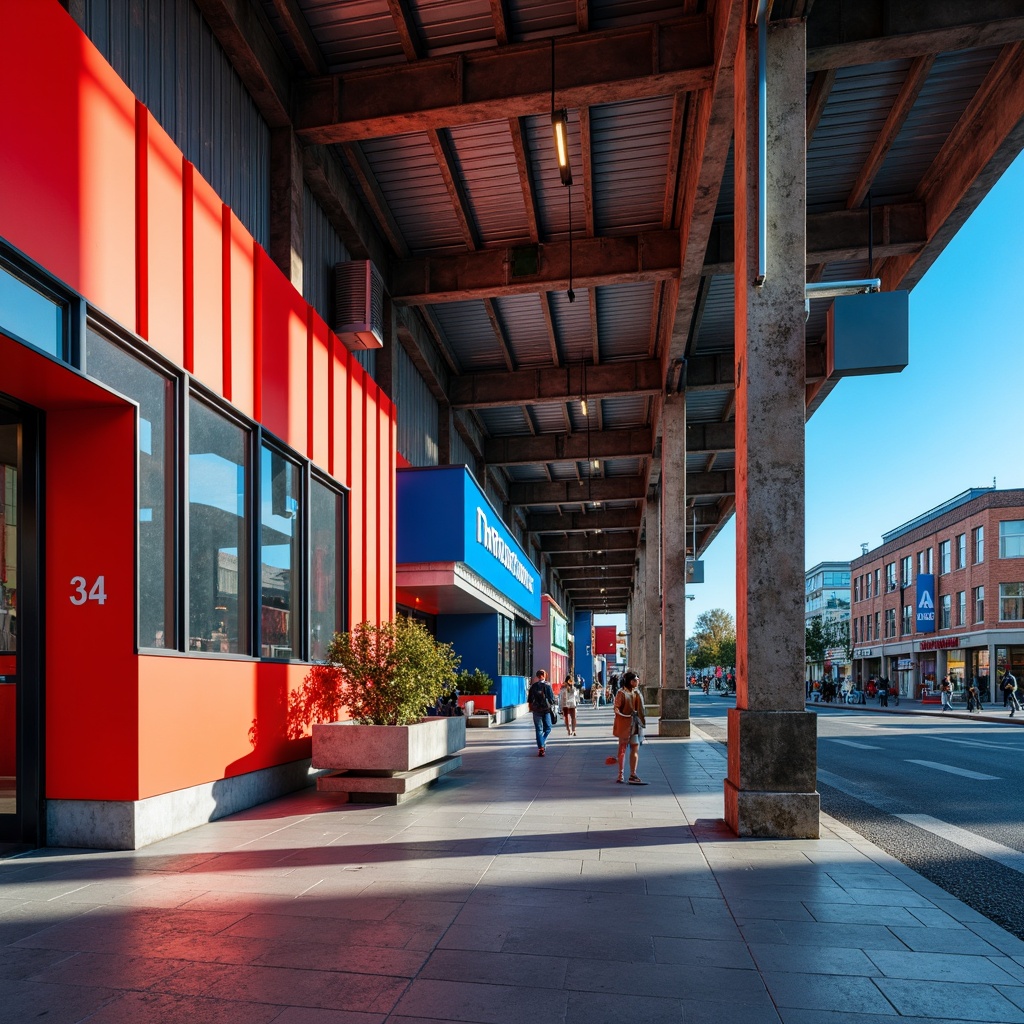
top-left (457, 668), bottom-right (495, 696)
top-left (324, 617), bottom-right (461, 726)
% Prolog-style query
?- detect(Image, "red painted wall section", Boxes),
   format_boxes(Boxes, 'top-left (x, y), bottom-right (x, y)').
top-left (141, 112), bottom-right (185, 363)
top-left (347, 363), bottom-right (366, 627)
top-left (46, 405), bottom-right (139, 801)
top-left (331, 340), bottom-right (349, 484)
top-left (228, 212), bottom-right (256, 419)
top-left (259, 250), bottom-right (309, 452)
top-left (138, 656), bottom-right (310, 799)
top-left (0, 1), bottom-right (136, 328)
top-left (310, 312), bottom-right (331, 471)
top-left (190, 171), bottom-right (225, 393)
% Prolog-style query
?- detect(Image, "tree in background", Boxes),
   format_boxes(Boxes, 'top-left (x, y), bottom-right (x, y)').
top-left (828, 619), bottom-right (855, 677)
top-left (805, 617), bottom-right (829, 672)
top-left (690, 608), bottom-right (736, 672)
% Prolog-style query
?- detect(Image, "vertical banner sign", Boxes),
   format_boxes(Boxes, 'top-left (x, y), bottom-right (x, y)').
top-left (594, 625), bottom-right (617, 655)
top-left (916, 574), bottom-right (936, 633)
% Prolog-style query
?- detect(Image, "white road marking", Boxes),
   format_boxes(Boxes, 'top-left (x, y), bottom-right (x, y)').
top-left (828, 739), bottom-right (881, 750)
top-left (897, 814), bottom-right (1024, 874)
top-left (905, 759), bottom-right (999, 780)
top-left (930, 736), bottom-right (1022, 752)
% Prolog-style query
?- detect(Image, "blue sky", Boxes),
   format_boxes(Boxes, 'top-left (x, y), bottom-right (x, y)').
top-left (616, 149), bottom-right (1024, 636)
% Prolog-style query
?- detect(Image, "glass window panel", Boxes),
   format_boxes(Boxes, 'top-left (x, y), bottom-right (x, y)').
top-left (999, 521), bottom-right (1024, 558)
top-left (0, 261), bottom-right (64, 358)
top-left (999, 583), bottom-right (1024, 622)
top-left (189, 398), bottom-right (249, 654)
top-left (260, 444), bottom-right (301, 660)
top-left (86, 330), bottom-right (175, 650)
top-left (310, 477), bottom-right (342, 662)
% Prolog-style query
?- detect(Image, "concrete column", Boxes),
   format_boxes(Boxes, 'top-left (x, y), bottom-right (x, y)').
top-left (269, 127), bottom-right (304, 291)
top-left (634, 538), bottom-right (647, 680)
top-left (659, 394), bottom-right (690, 735)
top-left (725, 17), bottom-right (818, 838)
top-left (643, 492), bottom-right (662, 715)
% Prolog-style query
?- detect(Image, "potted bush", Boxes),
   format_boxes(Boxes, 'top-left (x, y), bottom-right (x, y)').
top-left (456, 667), bottom-right (497, 715)
top-left (302, 617), bottom-right (467, 800)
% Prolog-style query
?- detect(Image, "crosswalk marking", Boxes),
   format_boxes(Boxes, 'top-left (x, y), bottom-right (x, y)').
top-left (905, 759), bottom-right (998, 780)
top-left (897, 814), bottom-right (1024, 874)
top-left (828, 739), bottom-right (881, 750)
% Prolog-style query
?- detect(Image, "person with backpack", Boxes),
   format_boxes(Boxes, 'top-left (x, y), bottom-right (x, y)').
top-left (1002, 671), bottom-right (1020, 718)
top-left (527, 669), bottom-right (557, 756)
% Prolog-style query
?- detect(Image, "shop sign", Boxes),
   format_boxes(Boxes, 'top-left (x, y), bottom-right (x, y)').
top-left (918, 636), bottom-right (960, 651)
top-left (916, 574), bottom-right (936, 633)
top-left (476, 507), bottom-right (535, 594)
top-left (897, 659), bottom-right (915, 669)
top-left (855, 648), bottom-right (873, 657)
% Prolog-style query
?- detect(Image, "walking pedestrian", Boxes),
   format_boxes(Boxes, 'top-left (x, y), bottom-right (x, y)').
top-left (612, 669), bottom-right (647, 785)
top-left (559, 673), bottom-right (578, 735)
top-left (967, 681), bottom-right (981, 714)
top-left (528, 669), bottom-right (556, 756)
top-left (1002, 671), bottom-right (1020, 718)
top-left (940, 676), bottom-right (952, 712)
top-left (879, 679), bottom-right (889, 707)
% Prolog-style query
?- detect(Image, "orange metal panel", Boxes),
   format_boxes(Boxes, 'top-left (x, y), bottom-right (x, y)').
top-left (331, 334), bottom-right (349, 485)
top-left (143, 114), bottom-right (185, 364)
top-left (258, 250), bottom-right (309, 452)
top-left (365, 382), bottom-right (379, 624)
top-left (137, 656), bottom-right (311, 798)
top-left (190, 171), bottom-right (225, 394)
top-left (347, 358), bottom-right (365, 627)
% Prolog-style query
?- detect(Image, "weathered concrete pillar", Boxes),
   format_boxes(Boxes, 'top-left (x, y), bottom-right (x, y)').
top-left (659, 395), bottom-right (689, 735)
top-left (269, 127), bottom-right (304, 291)
top-left (634, 537), bottom-right (647, 681)
top-left (643, 492), bottom-right (662, 716)
top-left (725, 16), bottom-right (818, 838)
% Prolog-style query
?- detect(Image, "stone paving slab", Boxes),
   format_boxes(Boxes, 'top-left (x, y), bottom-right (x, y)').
top-left (3, 704), bottom-right (1024, 1022)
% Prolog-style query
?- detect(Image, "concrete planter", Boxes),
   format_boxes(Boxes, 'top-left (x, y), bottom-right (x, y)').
top-left (312, 715), bottom-right (466, 772)
top-left (311, 716), bottom-right (466, 804)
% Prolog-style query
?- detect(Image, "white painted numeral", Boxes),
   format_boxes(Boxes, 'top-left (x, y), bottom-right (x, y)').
top-left (70, 575), bottom-right (107, 606)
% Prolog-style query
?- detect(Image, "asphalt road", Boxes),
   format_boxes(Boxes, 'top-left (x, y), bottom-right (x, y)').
top-left (690, 695), bottom-right (1024, 941)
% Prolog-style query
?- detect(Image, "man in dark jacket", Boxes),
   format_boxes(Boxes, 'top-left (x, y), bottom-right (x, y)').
top-left (527, 669), bottom-right (556, 756)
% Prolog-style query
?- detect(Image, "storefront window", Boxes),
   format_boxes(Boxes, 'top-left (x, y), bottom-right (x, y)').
top-left (999, 583), bottom-right (1024, 622)
top-left (1000, 521), bottom-right (1024, 558)
top-left (946, 650), bottom-right (965, 689)
top-left (188, 397), bottom-right (249, 654)
top-left (310, 476), bottom-right (343, 662)
top-left (86, 328), bottom-right (175, 650)
top-left (260, 443), bottom-right (301, 659)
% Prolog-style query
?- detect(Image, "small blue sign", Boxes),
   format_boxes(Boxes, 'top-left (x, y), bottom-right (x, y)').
top-left (916, 574), bottom-right (936, 634)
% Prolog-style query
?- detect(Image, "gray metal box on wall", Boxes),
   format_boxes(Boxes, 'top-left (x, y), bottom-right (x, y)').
top-left (827, 291), bottom-right (909, 376)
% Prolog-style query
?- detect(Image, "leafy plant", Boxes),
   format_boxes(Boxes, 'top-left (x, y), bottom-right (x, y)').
top-left (457, 667), bottom-right (494, 696)
top-left (326, 617), bottom-right (461, 726)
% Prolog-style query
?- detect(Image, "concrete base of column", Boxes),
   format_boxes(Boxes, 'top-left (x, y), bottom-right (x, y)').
top-left (723, 708), bottom-right (819, 838)
top-left (643, 685), bottom-right (660, 719)
top-left (659, 687), bottom-right (690, 737)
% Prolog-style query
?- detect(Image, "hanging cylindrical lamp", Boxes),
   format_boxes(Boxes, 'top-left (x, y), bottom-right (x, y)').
top-left (551, 108), bottom-right (573, 186)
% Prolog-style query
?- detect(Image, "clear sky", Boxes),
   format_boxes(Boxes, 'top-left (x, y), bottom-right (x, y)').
top-left (687, 149), bottom-right (1024, 633)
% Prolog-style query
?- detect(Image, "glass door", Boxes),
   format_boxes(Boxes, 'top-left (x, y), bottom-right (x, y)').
top-left (0, 399), bottom-right (41, 847)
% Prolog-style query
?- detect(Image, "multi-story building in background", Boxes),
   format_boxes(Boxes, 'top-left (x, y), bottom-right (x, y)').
top-left (850, 488), bottom-right (1024, 701)
top-left (804, 561), bottom-right (851, 682)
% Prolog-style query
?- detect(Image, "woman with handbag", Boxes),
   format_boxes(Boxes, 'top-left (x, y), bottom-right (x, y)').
top-left (612, 670), bottom-right (647, 784)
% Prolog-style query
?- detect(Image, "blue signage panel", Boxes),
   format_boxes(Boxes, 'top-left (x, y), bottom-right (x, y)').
top-left (916, 574), bottom-right (936, 633)
top-left (397, 466), bottom-right (542, 620)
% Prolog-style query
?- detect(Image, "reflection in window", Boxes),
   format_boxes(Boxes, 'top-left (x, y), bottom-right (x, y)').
top-left (260, 444), bottom-right (301, 659)
top-left (0, 259), bottom-right (64, 358)
top-left (310, 477), bottom-right (343, 662)
top-left (1000, 521), bottom-right (1024, 559)
top-left (189, 398), bottom-right (249, 654)
top-left (86, 329), bottom-right (174, 650)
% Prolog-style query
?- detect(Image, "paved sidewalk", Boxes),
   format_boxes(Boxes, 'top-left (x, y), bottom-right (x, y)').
top-left (807, 695), bottom-right (1024, 726)
top-left (3, 708), bottom-right (1024, 1023)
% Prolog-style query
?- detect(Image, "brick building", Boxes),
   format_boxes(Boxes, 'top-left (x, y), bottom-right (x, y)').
top-left (850, 488), bottom-right (1024, 702)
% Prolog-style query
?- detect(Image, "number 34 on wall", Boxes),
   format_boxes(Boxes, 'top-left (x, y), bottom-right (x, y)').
top-left (70, 576), bottom-right (107, 606)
